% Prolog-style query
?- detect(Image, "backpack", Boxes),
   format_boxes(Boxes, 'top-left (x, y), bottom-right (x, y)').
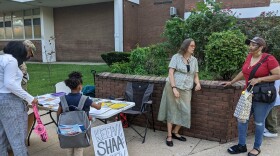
top-left (57, 95), bottom-right (91, 148)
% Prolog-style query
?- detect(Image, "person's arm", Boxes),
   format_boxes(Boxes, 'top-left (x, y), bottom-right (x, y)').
top-left (249, 66), bottom-right (280, 85)
top-left (222, 71), bottom-right (244, 87)
top-left (194, 72), bottom-right (201, 91)
top-left (91, 102), bottom-right (101, 110)
top-left (169, 68), bottom-right (180, 98)
top-left (4, 57), bottom-right (36, 104)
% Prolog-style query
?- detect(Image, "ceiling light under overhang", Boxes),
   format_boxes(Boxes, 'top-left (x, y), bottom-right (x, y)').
top-left (12, 0), bottom-right (34, 3)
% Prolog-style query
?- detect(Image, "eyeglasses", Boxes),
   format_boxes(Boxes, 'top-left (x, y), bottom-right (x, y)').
top-left (186, 64), bottom-right (190, 72)
top-left (249, 43), bottom-right (259, 47)
top-left (189, 45), bottom-right (196, 48)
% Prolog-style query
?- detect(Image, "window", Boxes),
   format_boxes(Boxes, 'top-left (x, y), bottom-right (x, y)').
top-left (0, 8), bottom-right (41, 40)
top-left (5, 14), bottom-right (12, 39)
top-left (33, 18), bottom-right (41, 38)
top-left (0, 15), bottom-right (4, 39)
top-left (13, 11), bottom-right (24, 39)
top-left (154, 0), bottom-right (172, 4)
top-left (24, 19), bottom-right (32, 38)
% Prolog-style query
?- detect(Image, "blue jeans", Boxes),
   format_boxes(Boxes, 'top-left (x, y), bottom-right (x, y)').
top-left (238, 101), bottom-right (274, 149)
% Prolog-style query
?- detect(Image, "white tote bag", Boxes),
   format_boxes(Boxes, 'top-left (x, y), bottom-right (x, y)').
top-left (234, 89), bottom-right (253, 122)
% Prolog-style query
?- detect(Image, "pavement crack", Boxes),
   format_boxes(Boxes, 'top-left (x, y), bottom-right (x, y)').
top-left (188, 139), bottom-right (202, 155)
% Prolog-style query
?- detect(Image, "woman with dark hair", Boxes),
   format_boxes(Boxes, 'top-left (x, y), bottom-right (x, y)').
top-left (223, 37), bottom-right (280, 156)
top-left (0, 41), bottom-right (38, 156)
top-left (158, 38), bottom-right (201, 147)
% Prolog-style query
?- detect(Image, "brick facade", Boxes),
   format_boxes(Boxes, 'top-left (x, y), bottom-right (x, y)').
top-left (123, 1), bottom-right (139, 52)
top-left (217, 0), bottom-right (270, 9)
top-left (136, 0), bottom-right (185, 47)
top-left (53, 2), bottom-right (114, 62)
top-left (95, 72), bottom-right (280, 143)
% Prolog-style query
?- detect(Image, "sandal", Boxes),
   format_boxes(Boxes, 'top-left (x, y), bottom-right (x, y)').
top-left (166, 136), bottom-right (173, 147)
top-left (248, 148), bottom-right (261, 156)
top-left (227, 144), bottom-right (247, 154)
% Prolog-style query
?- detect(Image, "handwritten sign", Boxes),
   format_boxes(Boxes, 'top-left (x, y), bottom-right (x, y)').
top-left (91, 121), bottom-right (128, 156)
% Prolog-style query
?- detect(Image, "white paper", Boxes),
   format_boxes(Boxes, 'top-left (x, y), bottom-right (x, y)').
top-left (89, 107), bottom-right (111, 115)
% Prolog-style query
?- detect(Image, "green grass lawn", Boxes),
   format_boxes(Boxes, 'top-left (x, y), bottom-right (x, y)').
top-left (27, 63), bottom-right (110, 96)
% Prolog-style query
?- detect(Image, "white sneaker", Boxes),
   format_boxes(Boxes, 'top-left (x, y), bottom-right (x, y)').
top-left (264, 128), bottom-right (269, 133)
top-left (263, 131), bottom-right (278, 137)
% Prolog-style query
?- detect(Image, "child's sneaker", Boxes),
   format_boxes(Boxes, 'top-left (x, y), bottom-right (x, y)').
top-left (263, 131), bottom-right (278, 137)
top-left (264, 128), bottom-right (269, 133)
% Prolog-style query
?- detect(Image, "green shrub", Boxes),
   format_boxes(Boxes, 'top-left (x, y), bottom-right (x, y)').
top-left (267, 25), bottom-right (280, 61)
top-left (145, 43), bottom-right (168, 76)
top-left (101, 52), bottom-right (130, 66)
top-left (111, 43), bottom-right (168, 76)
top-left (205, 30), bottom-right (248, 80)
top-left (186, 4), bottom-right (238, 65)
top-left (162, 0), bottom-right (238, 65)
top-left (110, 62), bottom-right (132, 74)
top-left (162, 17), bottom-right (187, 52)
top-left (238, 11), bottom-right (280, 39)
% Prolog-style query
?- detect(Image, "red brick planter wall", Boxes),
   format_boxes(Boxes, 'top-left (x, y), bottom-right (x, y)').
top-left (95, 72), bottom-right (280, 143)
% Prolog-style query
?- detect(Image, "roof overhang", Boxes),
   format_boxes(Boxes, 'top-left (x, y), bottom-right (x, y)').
top-left (0, 0), bottom-right (114, 12)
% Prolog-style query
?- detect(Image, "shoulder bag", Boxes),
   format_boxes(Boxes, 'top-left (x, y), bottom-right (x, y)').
top-left (247, 55), bottom-right (276, 103)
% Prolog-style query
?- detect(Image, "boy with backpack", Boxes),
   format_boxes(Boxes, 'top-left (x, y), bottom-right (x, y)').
top-left (57, 71), bottom-right (101, 156)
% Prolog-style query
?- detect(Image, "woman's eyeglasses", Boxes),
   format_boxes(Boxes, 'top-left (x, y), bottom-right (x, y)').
top-left (189, 45), bottom-right (196, 48)
top-left (249, 43), bottom-right (259, 47)
top-left (186, 64), bottom-right (190, 72)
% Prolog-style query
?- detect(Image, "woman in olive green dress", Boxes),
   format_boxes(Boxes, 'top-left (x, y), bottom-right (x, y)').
top-left (158, 38), bottom-right (201, 147)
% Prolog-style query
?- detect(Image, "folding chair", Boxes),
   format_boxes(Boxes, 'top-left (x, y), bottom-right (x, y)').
top-left (55, 81), bottom-right (71, 94)
top-left (122, 82), bottom-right (155, 143)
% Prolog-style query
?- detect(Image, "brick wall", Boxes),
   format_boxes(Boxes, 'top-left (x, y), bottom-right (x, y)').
top-left (95, 72), bottom-right (280, 143)
top-left (218, 0), bottom-right (270, 9)
top-left (137, 0), bottom-right (185, 46)
top-left (0, 40), bottom-right (42, 62)
top-left (123, 0), bottom-right (139, 52)
top-left (53, 2), bottom-right (114, 62)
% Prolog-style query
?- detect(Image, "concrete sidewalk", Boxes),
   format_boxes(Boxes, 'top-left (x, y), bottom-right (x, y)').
top-left (27, 111), bottom-right (280, 156)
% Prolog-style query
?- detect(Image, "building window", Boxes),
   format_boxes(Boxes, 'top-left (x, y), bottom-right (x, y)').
top-left (5, 14), bottom-right (12, 39)
top-left (13, 11), bottom-right (24, 39)
top-left (0, 15), bottom-right (4, 39)
top-left (154, 0), bottom-right (172, 4)
top-left (0, 8), bottom-right (41, 40)
top-left (33, 18), bottom-right (41, 38)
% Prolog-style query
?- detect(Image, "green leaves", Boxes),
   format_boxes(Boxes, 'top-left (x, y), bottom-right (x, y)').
top-left (162, 0), bottom-right (238, 65)
top-left (111, 44), bottom-right (168, 76)
top-left (101, 52), bottom-right (130, 66)
top-left (205, 30), bottom-right (248, 80)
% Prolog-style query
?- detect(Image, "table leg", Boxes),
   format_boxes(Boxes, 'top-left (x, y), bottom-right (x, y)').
top-left (49, 111), bottom-right (58, 127)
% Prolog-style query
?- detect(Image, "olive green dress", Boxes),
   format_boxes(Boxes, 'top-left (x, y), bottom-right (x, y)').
top-left (157, 54), bottom-right (198, 128)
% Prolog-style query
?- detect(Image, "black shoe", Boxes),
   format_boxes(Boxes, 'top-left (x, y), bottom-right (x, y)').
top-left (227, 144), bottom-right (247, 154)
top-left (166, 136), bottom-right (173, 147)
top-left (248, 148), bottom-right (261, 156)
top-left (172, 133), bottom-right (187, 142)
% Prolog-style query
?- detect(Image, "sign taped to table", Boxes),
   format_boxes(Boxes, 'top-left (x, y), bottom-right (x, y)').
top-left (91, 121), bottom-right (128, 156)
